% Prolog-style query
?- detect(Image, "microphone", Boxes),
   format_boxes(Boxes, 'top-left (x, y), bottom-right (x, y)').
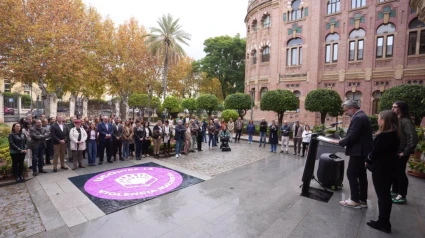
top-left (330, 122), bottom-right (342, 127)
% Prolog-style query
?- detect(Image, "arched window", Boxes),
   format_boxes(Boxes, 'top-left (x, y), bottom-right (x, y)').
top-left (352, 0), bottom-right (366, 9)
top-left (372, 90), bottom-right (381, 115)
top-left (408, 18), bottom-right (425, 55)
top-left (346, 91), bottom-right (362, 107)
top-left (289, 0), bottom-right (303, 21)
top-left (294, 90), bottom-right (301, 110)
top-left (260, 87), bottom-right (268, 99)
top-left (262, 46), bottom-right (270, 62)
top-left (252, 20), bottom-right (258, 32)
top-left (251, 50), bottom-right (257, 65)
top-left (327, 0), bottom-right (340, 14)
top-left (325, 33), bottom-right (340, 63)
top-left (287, 38), bottom-right (303, 66)
top-left (262, 14), bottom-right (271, 28)
top-left (349, 29), bottom-right (366, 61)
top-left (376, 23), bottom-right (395, 58)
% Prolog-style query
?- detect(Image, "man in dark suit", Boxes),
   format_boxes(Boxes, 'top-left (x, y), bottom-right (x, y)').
top-left (97, 116), bottom-right (113, 164)
top-left (337, 100), bottom-right (373, 208)
top-left (50, 115), bottom-right (70, 172)
top-left (112, 118), bottom-right (124, 161)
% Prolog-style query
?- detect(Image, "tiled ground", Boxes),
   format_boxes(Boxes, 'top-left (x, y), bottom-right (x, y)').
top-left (25, 144), bottom-right (425, 238)
top-left (0, 183), bottom-right (44, 237)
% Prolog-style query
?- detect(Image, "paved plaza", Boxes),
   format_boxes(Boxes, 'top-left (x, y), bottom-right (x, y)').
top-left (0, 142), bottom-right (424, 238)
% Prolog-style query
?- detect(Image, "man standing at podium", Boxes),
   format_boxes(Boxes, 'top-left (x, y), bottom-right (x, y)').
top-left (337, 100), bottom-right (373, 208)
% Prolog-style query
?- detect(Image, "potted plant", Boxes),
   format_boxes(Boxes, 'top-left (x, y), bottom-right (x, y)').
top-left (413, 127), bottom-right (425, 161)
top-left (408, 159), bottom-right (425, 178)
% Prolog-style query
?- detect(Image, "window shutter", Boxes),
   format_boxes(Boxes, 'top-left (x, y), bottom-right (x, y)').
top-left (304, 8), bottom-right (309, 17)
top-left (283, 13), bottom-right (287, 22)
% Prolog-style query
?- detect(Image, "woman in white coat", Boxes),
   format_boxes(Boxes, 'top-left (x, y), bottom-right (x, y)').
top-left (69, 120), bottom-right (87, 170)
top-left (301, 125), bottom-right (312, 158)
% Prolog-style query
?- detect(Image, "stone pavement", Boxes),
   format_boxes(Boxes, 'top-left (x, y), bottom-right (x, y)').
top-left (1, 142), bottom-right (424, 237)
top-left (160, 141), bottom-right (274, 176)
top-left (25, 143), bottom-right (425, 238)
top-left (0, 183), bottom-right (44, 238)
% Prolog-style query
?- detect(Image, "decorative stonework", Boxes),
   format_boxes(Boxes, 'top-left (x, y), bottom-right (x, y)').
top-left (394, 64), bottom-right (403, 80)
top-left (288, 23), bottom-right (302, 37)
top-left (338, 69), bottom-right (345, 82)
top-left (349, 13), bottom-right (365, 29)
top-left (365, 67), bottom-right (372, 81)
top-left (378, 6), bottom-right (396, 24)
top-left (326, 18), bottom-right (340, 33)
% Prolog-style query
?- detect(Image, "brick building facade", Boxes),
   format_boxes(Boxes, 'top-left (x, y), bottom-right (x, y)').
top-left (245, 0), bottom-right (425, 127)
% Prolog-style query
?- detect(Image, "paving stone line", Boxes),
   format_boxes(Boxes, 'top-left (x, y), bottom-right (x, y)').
top-left (0, 183), bottom-right (45, 238)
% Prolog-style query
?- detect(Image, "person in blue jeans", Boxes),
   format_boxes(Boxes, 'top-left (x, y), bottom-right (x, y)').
top-left (86, 122), bottom-right (98, 166)
top-left (269, 120), bottom-right (278, 152)
top-left (247, 120), bottom-right (256, 144)
top-left (208, 120), bottom-right (216, 148)
top-left (259, 118), bottom-right (268, 147)
top-left (202, 119), bottom-right (208, 143)
top-left (174, 120), bottom-right (186, 157)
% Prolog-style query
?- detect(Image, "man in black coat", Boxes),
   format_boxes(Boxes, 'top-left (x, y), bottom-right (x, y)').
top-left (97, 116), bottom-right (113, 164)
top-left (29, 120), bottom-right (50, 176)
top-left (337, 100), bottom-right (373, 208)
top-left (50, 115), bottom-right (70, 172)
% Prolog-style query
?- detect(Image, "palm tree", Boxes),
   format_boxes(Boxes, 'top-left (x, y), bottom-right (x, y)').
top-left (147, 14), bottom-right (191, 101)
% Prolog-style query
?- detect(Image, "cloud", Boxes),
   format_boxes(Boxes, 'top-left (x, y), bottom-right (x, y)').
top-left (82, 0), bottom-right (247, 60)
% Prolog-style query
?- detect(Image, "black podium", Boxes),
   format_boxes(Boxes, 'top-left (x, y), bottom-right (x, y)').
top-left (300, 134), bottom-right (342, 202)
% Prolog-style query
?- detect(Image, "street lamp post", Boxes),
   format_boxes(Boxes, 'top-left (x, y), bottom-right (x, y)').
top-left (250, 89), bottom-right (255, 121)
top-left (147, 85), bottom-right (153, 123)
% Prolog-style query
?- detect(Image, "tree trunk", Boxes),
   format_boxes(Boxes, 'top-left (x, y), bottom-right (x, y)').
top-left (220, 79), bottom-right (227, 100)
top-left (320, 112), bottom-right (327, 124)
top-left (120, 97), bottom-right (128, 120)
top-left (163, 44), bottom-right (169, 102)
top-left (277, 111), bottom-right (284, 129)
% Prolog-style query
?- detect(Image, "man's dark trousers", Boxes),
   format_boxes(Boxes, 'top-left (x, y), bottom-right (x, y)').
top-left (32, 144), bottom-right (45, 172)
top-left (98, 141), bottom-right (112, 162)
top-left (112, 139), bottom-right (122, 160)
top-left (347, 156), bottom-right (368, 202)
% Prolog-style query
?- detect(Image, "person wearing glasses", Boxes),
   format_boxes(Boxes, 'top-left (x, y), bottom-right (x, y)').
top-left (391, 101), bottom-right (418, 204)
top-left (336, 100), bottom-right (373, 208)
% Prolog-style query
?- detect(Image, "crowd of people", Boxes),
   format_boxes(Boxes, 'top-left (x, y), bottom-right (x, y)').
top-left (7, 99), bottom-right (420, 233)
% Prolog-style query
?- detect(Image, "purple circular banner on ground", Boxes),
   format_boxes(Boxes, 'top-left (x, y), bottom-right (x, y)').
top-left (84, 167), bottom-right (183, 200)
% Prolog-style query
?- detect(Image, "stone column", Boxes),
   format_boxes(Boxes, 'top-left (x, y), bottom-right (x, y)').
top-left (114, 101), bottom-right (120, 118)
top-left (17, 96), bottom-right (22, 116)
top-left (43, 94), bottom-right (58, 118)
top-left (69, 96), bottom-right (75, 118)
top-left (82, 97), bottom-right (88, 118)
top-left (0, 92), bottom-right (4, 123)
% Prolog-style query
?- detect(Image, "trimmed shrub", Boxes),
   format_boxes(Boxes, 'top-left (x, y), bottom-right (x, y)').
top-left (221, 110), bottom-right (239, 123)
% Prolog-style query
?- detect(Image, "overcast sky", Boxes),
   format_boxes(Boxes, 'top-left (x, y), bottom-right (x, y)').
top-left (82, 0), bottom-right (248, 60)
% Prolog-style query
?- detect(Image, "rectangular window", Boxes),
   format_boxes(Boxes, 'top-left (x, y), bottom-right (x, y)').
top-left (408, 31), bottom-right (417, 55)
top-left (352, 0), bottom-right (366, 9)
top-left (376, 37), bottom-right (384, 58)
top-left (420, 30), bottom-right (425, 54)
top-left (286, 49), bottom-right (290, 66)
top-left (291, 48), bottom-right (298, 65)
top-left (4, 79), bottom-right (11, 92)
top-left (325, 44), bottom-right (331, 63)
top-left (253, 54), bottom-right (257, 64)
top-left (299, 47), bottom-right (302, 65)
top-left (333, 43), bottom-right (338, 62)
top-left (327, 0), bottom-right (340, 14)
top-left (357, 40), bottom-right (364, 60)
top-left (349, 41), bottom-right (355, 61)
top-left (386, 35), bottom-right (393, 57)
top-left (372, 99), bottom-right (380, 115)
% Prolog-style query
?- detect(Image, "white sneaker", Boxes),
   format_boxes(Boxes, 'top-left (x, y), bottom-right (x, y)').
top-left (179, 154), bottom-right (182, 157)
top-left (360, 201), bottom-right (368, 208)
top-left (340, 199), bottom-right (361, 208)
top-left (175, 154), bottom-right (179, 158)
